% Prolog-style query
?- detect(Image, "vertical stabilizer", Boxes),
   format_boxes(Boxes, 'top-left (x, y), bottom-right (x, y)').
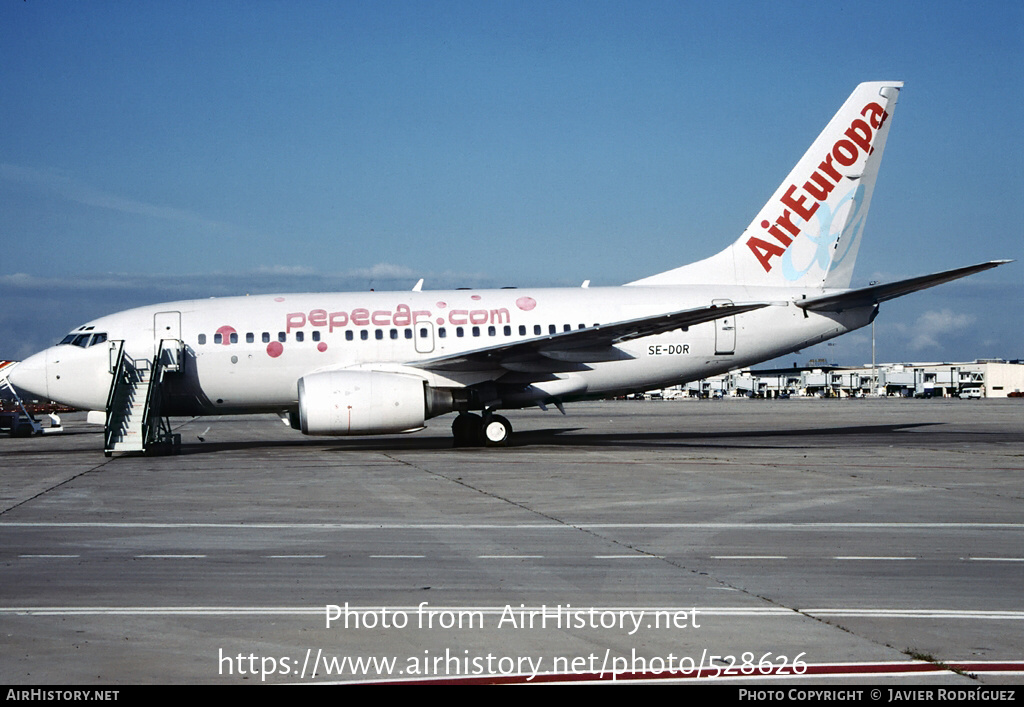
top-left (628, 81), bottom-right (902, 288)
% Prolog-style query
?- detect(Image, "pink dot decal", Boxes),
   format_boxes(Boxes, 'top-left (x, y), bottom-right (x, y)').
top-left (471, 295), bottom-right (481, 301)
top-left (436, 318), bottom-right (444, 325)
top-left (274, 297), bottom-right (285, 302)
top-left (436, 301), bottom-right (447, 308)
top-left (516, 296), bottom-right (537, 311)
top-left (266, 341), bottom-right (283, 358)
top-left (317, 342), bottom-right (328, 352)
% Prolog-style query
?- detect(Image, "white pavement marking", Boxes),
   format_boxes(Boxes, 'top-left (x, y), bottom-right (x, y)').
top-left (17, 554), bottom-right (80, 558)
top-left (833, 556), bottom-right (917, 560)
top-left (3, 521), bottom-right (1024, 530)
top-left (2, 606), bottom-right (1023, 620)
top-left (133, 554), bottom-right (207, 559)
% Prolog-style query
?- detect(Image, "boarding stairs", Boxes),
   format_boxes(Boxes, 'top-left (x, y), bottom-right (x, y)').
top-left (104, 339), bottom-right (183, 456)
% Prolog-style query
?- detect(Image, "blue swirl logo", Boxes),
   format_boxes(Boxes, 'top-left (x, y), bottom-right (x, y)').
top-left (781, 184), bottom-right (866, 282)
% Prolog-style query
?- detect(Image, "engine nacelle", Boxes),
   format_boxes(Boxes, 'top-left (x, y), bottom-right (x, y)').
top-left (298, 370), bottom-right (428, 436)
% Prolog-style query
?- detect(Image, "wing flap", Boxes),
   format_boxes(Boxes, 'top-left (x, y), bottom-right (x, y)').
top-left (538, 347), bottom-right (635, 363)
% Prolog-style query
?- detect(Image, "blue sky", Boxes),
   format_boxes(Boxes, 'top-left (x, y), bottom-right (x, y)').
top-left (2, 1), bottom-right (1021, 365)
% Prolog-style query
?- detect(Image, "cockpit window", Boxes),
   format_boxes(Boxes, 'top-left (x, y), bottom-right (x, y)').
top-left (58, 332), bottom-right (108, 347)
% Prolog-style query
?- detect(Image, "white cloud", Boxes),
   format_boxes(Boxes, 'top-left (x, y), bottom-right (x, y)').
top-left (254, 265), bottom-right (317, 276)
top-left (347, 262), bottom-right (417, 280)
top-left (906, 309), bottom-right (977, 352)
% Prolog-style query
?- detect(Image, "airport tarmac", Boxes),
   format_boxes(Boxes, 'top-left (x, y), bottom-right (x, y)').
top-left (1, 399), bottom-right (1022, 684)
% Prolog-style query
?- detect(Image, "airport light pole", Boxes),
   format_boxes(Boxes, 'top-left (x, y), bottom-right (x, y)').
top-left (870, 281), bottom-right (879, 397)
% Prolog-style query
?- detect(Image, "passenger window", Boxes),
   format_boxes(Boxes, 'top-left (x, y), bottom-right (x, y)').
top-left (312, 331), bottom-right (320, 342)
top-left (472, 326), bottom-right (480, 337)
top-left (504, 326), bottom-right (512, 336)
top-left (405, 329), bottom-right (413, 339)
top-left (214, 333), bottom-right (223, 344)
top-left (246, 332), bottom-right (254, 344)
top-left (278, 332), bottom-right (286, 342)
top-left (262, 332), bottom-right (270, 343)
top-left (438, 327), bottom-right (446, 338)
top-left (456, 327), bottom-right (464, 338)
top-left (519, 325), bottom-right (526, 336)
top-left (390, 329), bottom-right (398, 340)
top-left (534, 325), bottom-right (541, 335)
top-left (346, 331), bottom-right (354, 341)
top-left (296, 331), bottom-right (304, 342)
top-left (419, 327), bottom-right (428, 338)
top-left (563, 324), bottom-right (571, 332)
top-left (360, 330), bottom-right (368, 340)
top-left (488, 326), bottom-right (496, 336)
top-left (375, 329), bottom-right (383, 340)
top-left (198, 334), bottom-right (207, 345)
top-left (548, 325), bottom-right (556, 334)
top-left (230, 333), bottom-right (238, 344)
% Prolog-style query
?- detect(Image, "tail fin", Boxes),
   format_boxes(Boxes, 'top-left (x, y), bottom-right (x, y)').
top-left (628, 81), bottom-right (903, 289)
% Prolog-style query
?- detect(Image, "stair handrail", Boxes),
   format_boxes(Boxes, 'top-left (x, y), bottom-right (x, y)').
top-left (142, 338), bottom-right (182, 446)
top-left (103, 340), bottom-right (126, 451)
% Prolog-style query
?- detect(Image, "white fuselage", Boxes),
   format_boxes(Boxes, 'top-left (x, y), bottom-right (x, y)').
top-left (14, 284), bottom-right (872, 416)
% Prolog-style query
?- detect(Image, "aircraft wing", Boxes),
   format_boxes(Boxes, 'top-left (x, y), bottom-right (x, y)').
top-left (409, 301), bottom-right (773, 373)
top-left (796, 260), bottom-right (1012, 313)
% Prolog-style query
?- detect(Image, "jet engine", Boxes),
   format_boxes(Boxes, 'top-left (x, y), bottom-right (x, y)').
top-left (298, 370), bottom-right (435, 436)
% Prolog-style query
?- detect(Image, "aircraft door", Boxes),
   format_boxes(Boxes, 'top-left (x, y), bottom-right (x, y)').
top-left (712, 299), bottom-right (736, 355)
top-left (154, 311), bottom-right (182, 357)
top-left (415, 321), bottom-right (435, 354)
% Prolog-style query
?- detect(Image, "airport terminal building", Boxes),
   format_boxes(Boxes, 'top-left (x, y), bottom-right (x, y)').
top-left (667, 360), bottom-right (1024, 400)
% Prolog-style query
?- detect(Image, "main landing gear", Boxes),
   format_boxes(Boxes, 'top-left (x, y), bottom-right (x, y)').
top-left (452, 412), bottom-right (512, 447)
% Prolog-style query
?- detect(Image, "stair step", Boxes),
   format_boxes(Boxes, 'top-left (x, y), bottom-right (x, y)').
top-left (105, 345), bottom-right (181, 454)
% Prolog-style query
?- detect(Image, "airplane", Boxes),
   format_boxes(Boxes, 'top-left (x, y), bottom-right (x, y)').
top-left (7, 81), bottom-right (1010, 453)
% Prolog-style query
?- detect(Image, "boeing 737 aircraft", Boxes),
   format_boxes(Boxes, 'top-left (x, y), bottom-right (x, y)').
top-left (8, 82), bottom-right (1010, 453)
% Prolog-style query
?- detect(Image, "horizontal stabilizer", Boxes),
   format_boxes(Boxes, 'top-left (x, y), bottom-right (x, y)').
top-left (796, 260), bottom-right (1012, 312)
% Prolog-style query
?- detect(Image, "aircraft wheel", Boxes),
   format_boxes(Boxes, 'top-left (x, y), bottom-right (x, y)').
top-left (482, 414), bottom-right (511, 447)
top-left (452, 413), bottom-right (482, 447)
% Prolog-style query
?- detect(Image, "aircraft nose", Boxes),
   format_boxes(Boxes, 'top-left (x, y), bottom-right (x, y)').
top-left (6, 349), bottom-right (49, 400)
